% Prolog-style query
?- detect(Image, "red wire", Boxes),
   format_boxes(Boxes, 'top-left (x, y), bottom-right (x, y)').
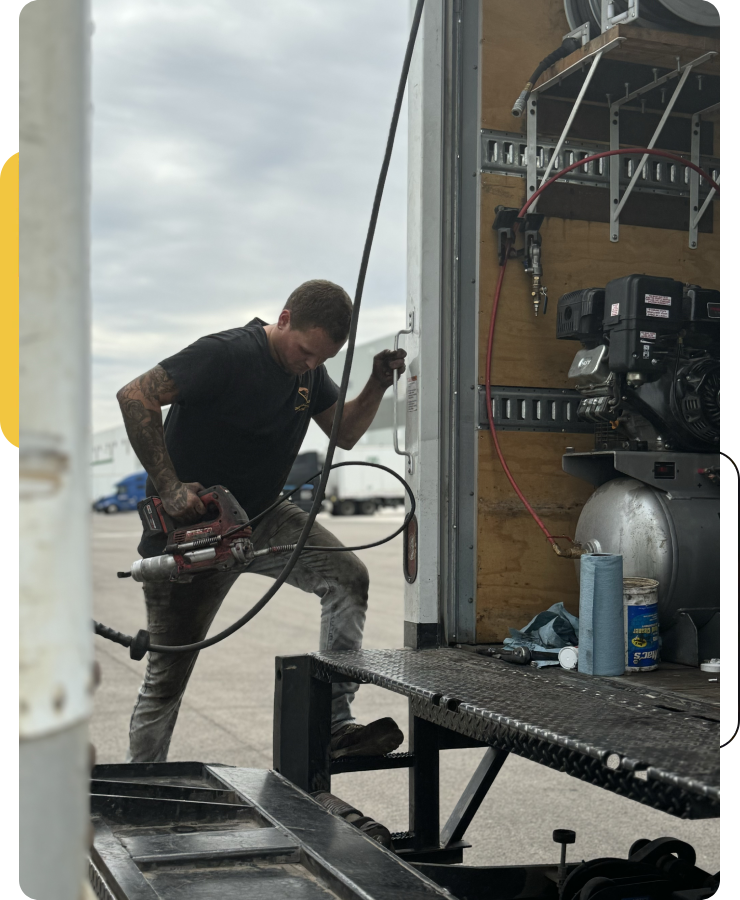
top-left (485, 147), bottom-right (720, 547)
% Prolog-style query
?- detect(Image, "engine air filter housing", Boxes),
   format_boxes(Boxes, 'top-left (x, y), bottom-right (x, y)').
top-left (556, 288), bottom-right (605, 346)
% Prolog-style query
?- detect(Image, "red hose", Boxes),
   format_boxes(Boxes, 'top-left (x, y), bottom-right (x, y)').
top-left (485, 148), bottom-right (720, 551)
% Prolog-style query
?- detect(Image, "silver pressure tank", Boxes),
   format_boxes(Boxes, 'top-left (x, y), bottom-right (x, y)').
top-left (574, 477), bottom-right (719, 630)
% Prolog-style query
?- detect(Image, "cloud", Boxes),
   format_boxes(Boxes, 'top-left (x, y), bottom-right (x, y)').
top-left (91, 0), bottom-right (409, 430)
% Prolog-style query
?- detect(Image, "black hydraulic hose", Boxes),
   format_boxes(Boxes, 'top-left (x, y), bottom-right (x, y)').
top-left (93, 0), bottom-right (426, 660)
top-left (511, 37), bottom-right (580, 117)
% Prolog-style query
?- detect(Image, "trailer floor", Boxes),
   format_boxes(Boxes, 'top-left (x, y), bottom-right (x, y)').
top-left (463, 647), bottom-right (720, 706)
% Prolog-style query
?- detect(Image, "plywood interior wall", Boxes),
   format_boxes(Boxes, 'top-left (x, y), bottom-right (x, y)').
top-left (475, 1), bottom-right (720, 642)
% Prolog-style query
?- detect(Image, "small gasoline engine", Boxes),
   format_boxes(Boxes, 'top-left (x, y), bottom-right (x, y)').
top-left (557, 274), bottom-right (719, 453)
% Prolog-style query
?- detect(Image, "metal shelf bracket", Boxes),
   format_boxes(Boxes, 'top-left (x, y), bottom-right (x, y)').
top-left (609, 51), bottom-right (717, 243)
top-left (689, 103), bottom-right (720, 249)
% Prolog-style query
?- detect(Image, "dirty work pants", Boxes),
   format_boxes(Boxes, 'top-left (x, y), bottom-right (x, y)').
top-left (126, 501), bottom-right (369, 763)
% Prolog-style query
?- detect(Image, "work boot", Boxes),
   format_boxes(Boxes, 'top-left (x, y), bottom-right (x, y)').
top-left (312, 791), bottom-right (394, 850)
top-left (329, 717), bottom-right (403, 759)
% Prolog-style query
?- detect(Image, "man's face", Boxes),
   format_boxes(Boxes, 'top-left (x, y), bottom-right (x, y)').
top-left (275, 315), bottom-right (344, 376)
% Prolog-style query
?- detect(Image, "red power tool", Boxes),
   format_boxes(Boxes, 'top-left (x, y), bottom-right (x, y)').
top-left (119, 486), bottom-right (259, 583)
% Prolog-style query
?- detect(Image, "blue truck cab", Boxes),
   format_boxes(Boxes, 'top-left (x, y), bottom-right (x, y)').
top-left (94, 471), bottom-right (148, 513)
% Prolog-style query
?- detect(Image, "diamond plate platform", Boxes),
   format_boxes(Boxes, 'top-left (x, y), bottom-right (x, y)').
top-left (311, 649), bottom-right (719, 820)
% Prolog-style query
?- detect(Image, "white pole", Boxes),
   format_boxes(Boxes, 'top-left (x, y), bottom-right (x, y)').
top-left (19, 0), bottom-right (93, 897)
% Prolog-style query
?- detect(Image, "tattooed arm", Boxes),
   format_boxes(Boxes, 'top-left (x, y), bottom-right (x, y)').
top-left (116, 365), bottom-right (206, 521)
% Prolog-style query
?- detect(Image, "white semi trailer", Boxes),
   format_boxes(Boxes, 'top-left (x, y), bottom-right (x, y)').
top-left (325, 445), bottom-right (406, 516)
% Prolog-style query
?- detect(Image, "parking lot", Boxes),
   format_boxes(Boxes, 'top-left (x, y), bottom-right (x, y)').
top-left (91, 508), bottom-right (719, 872)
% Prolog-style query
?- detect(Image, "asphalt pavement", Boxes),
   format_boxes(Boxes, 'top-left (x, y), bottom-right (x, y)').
top-left (90, 508), bottom-right (719, 873)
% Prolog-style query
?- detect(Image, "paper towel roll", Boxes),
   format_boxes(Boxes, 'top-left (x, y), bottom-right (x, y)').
top-left (579, 553), bottom-right (625, 676)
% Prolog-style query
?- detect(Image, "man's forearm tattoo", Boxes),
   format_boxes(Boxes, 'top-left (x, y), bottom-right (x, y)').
top-left (117, 365), bottom-right (180, 495)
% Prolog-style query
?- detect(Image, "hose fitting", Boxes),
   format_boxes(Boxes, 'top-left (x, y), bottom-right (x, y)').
top-left (511, 85), bottom-right (532, 117)
top-left (510, 38), bottom-right (580, 118)
top-left (550, 538), bottom-right (601, 559)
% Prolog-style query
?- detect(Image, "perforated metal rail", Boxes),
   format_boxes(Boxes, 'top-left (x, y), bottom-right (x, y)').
top-left (311, 649), bottom-right (719, 820)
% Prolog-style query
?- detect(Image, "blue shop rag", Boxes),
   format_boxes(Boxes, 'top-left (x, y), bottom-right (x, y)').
top-left (503, 602), bottom-right (579, 667)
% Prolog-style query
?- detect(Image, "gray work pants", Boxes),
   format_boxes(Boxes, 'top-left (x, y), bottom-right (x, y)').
top-left (126, 501), bottom-right (369, 763)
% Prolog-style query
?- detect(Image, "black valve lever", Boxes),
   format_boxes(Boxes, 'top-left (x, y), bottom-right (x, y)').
top-left (553, 829), bottom-right (576, 896)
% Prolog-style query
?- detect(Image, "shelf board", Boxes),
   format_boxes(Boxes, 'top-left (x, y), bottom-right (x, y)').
top-left (542, 23), bottom-right (719, 84)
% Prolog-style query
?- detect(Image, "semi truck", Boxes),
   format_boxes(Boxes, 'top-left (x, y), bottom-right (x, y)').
top-left (284, 448), bottom-right (406, 515)
top-left (92, 470), bottom-right (148, 514)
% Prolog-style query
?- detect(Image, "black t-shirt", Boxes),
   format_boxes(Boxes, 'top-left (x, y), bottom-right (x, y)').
top-left (140, 318), bottom-right (338, 555)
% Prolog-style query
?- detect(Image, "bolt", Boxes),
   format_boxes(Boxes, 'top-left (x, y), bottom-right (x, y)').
top-left (469, 491), bottom-right (474, 496)
top-left (468, 597), bottom-right (474, 603)
top-left (697, 75), bottom-right (703, 91)
top-left (640, 99), bottom-right (646, 114)
top-left (652, 68), bottom-right (659, 82)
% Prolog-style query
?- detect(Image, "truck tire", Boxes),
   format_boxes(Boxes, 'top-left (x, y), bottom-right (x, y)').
top-left (106, 504), bottom-right (119, 514)
top-left (358, 500), bottom-right (376, 516)
top-left (334, 500), bottom-right (357, 517)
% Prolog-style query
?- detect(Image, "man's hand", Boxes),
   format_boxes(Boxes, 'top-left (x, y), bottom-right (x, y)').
top-left (370, 348), bottom-right (407, 391)
top-left (160, 481), bottom-right (206, 523)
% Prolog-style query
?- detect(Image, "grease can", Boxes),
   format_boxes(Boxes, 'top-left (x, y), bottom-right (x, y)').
top-left (624, 577), bottom-right (659, 672)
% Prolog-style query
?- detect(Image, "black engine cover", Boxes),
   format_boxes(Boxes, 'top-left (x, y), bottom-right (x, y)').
top-left (604, 275), bottom-right (683, 374)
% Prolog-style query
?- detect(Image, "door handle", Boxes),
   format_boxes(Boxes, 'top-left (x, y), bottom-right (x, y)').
top-left (393, 312), bottom-right (414, 475)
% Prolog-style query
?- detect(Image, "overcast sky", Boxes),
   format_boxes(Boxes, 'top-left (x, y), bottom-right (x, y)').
top-left (90, 0), bottom-right (410, 431)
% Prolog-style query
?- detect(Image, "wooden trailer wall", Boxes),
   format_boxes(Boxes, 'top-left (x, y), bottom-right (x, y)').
top-left (473, 1), bottom-right (719, 641)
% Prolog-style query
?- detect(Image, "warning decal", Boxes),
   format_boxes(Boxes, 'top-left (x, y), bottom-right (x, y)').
top-left (646, 308), bottom-right (669, 319)
top-left (610, 303), bottom-right (620, 317)
top-left (640, 331), bottom-right (657, 341)
top-left (407, 375), bottom-right (418, 413)
top-left (645, 294), bottom-right (671, 306)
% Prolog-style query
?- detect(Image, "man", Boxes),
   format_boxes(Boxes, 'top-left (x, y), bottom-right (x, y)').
top-left (117, 279), bottom-right (407, 763)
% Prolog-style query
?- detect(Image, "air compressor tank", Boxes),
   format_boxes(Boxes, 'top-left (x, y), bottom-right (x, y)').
top-left (573, 476), bottom-right (718, 631)
top-left (563, 446), bottom-right (720, 634)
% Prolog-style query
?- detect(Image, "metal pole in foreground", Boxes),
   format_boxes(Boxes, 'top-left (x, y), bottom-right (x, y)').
top-left (19, 1), bottom-right (93, 898)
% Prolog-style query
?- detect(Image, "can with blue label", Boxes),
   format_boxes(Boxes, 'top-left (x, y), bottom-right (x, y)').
top-left (623, 577), bottom-right (660, 672)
